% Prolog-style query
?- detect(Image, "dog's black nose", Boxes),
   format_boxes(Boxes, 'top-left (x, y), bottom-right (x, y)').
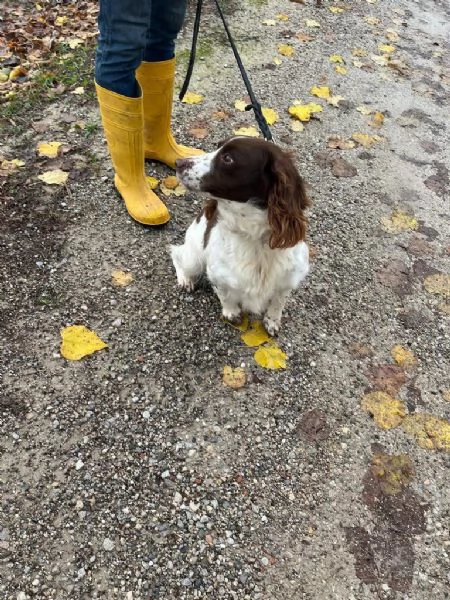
top-left (175, 158), bottom-right (192, 173)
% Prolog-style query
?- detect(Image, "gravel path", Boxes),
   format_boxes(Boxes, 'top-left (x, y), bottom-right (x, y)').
top-left (1, 1), bottom-right (449, 598)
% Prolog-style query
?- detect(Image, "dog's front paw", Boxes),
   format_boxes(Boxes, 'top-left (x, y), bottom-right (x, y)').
top-left (263, 315), bottom-right (280, 336)
top-left (222, 309), bottom-right (242, 324)
top-left (177, 273), bottom-right (195, 292)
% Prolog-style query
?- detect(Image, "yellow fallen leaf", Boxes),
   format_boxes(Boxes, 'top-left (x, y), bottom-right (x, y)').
top-left (273, 57), bottom-right (282, 66)
top-left (327, 136), bottom-right (356, 149)
top-left (55, 15), bottom-right (69, 26)
top-left (9, 66), bottom-right (28, 81)
top-left (234, 99), bottom-right (247, 111)
top-left (162, 175), bottom-right (178, 189)
top-left (288, 103), bottom-right (322, 122)
top-left (305, 19), bottom-right (321, 28)
top-left (370, 111), bottom-right (385, 128)
top-left (160, 181), bottom-right (186, 197)
top-left (276, 14), bottom-right (289, 21)
top-left (310, 85), bottom-right (331, 99)
top-left (278, 44), bottom-right (294, 57)
top-left (356, 106), bottom-right (373, 115)
top-left (402, 414), bottom-right (450, 452)
top-left (352, 133), bottom-right (382, 148)
top-left (335, 65), bottom-right (348, 74)
top-left (68, 38), bottom-right (83, 49)
top-left (37, 141), bottom-right (62, 158)
top-left (291, 120), bottom-right (305, 132)
top-left (365, 16), bottom-right (380, 25)
top-left (60, 325), bottom-right (107, 361)
top-left (379, 43), bottom-right (396, 54)
top-left (438, 302), bottom-right (450, 315)
top-left (37, 169), bottom-right (69, 185)
top-left (329, 6), bottom-right (344, 13)
top-left (182, 91), bottom-right (204, 104)
top-left (223, 366), bottom-right (246, 389)
top-left (385, 29), bottom-right (400, 42)
top-left (371, 54), bottom-right (389, 66)
top-left (111, 270), bottom-right (133, 287)
top-left (330, 54), bottom-right (345, 63)
top-left (391, 345), bottom-right (417, 368)
top-left (380, 211), bottom-right (419, 233)
top-left (361, 391), bottom-right (407, 430)
top-left (371, 453), bottom-right (414, 494)
top-left (423, 274), bottom-right (450, 297)
top-left (146, 176), bottom-right (159, 190)
top-left (233, 126), bottom-right (260, 137)
top-left (72, 86), bottom-right (85, 95)
top-left (1, 158), bottom-right (25, 171)
top-left (262, 107), bottom-right (279, 125)
top-left (262, 19), bottom-right (276, 26)
top-left (327, 94), bottom-right (345, 107)
top-left (352, 48), bottom-right (367, 57)
top-left (254, 342), bottom-right (287, 370)
top-left (241, 320), bottom-right (271, 347)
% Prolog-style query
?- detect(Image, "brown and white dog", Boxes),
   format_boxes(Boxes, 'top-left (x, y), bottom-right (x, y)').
top-left (171, 137), bottom-right (310, 335)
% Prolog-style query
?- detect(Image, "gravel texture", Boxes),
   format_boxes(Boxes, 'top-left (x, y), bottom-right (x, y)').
top-left (1, 0), bottom-right (449, 598)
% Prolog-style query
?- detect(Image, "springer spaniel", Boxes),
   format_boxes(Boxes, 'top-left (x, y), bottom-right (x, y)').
top-left (171, 137), bottom-right (310, 335)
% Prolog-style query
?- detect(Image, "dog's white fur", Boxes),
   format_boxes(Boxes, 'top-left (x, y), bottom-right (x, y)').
top-left (170, 147), bottom-right (309, 335)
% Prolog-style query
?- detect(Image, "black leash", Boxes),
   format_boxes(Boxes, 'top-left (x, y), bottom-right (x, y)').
top-left (179, 0), bottom-right (273, 142)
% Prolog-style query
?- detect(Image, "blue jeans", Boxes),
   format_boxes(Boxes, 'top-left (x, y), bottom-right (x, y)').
top-left (95, 0), bottom-right (188, 97)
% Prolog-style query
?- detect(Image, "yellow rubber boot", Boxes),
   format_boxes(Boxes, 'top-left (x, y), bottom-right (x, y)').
top-left (136, 59), bottom-right (204, 169)
top-left (95, 82), bottom-right (170, 225)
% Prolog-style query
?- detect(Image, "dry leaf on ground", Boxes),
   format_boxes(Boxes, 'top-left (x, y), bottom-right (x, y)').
top-left (223, 366), bottom-right (246, 389)
top-left (146, 176), bottom-right (159, 190)
top-left (233, 126), bottom-right (260, 137)
top-left (402, 414), bottom-right (450, 451)
top-left (361, 391), bottom-right (407, 430)
top-left (328, 136), bottom-right (356, 149)
top-left (371, 453), bottom-right (415, 494)
top-left (423, 273), bottom-right (450, 297)
top-left (111, 270), bottom-right (133, 287)
top-left (352, 133), bottom-right (382, 148)
top-left (289, 103), bottom-right (323, 122)
top-left (380, 211), bottom-right (418, 233)
top-left (37, 141), bottom-right (62, 158)
top-left (60, 325), bottom-right (108, 360)
top-left (262, 107), bottom-right (279, 125)
top-left (278, 44), bottom-right (294, 57)
top-left (367, 363), bottom-right (407, 395)
top-left (37, 169), bottom-right (68, 185)
top-left (254, 342), bottom-right (287, 370)
top-left (234, 99), bottom-right (247, 111)
top-left (241, 321), bottom-right (271, 347)
top-left (391, 345), bottom-right (417, 368)
top-left (310, 85), bottom-right (331, 99)
top-left (181, 92), bottom-right (204, 104)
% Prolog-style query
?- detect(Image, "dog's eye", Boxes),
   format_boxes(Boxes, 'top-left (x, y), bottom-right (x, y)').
top-left (221, 153), bottom-right (233, 164)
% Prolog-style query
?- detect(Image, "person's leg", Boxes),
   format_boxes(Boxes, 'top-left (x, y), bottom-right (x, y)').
top-left (95, 0), bottom-right (151, 97)
top-left (94, 0), bottom-right (170, 225)
top-left (136, 0), bottom-right (203, 168)
top-left (143, 0), bottom-right (187, 62)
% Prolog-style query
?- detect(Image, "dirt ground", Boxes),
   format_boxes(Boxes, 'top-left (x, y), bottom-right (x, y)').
top-left (1, 0), bottom-right (449, 598)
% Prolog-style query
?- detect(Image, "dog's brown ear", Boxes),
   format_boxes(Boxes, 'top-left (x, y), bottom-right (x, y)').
top-left (267, 150), bottom-right (310, 249)
top-left (216, 137), bottom-right (232, 149)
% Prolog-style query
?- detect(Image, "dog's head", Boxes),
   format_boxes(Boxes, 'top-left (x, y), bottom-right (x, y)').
top-left (176, 137), bottom-right (310, 249)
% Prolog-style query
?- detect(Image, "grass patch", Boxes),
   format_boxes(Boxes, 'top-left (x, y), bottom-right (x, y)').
top-left (0, 43), bottom-right (95, 123)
